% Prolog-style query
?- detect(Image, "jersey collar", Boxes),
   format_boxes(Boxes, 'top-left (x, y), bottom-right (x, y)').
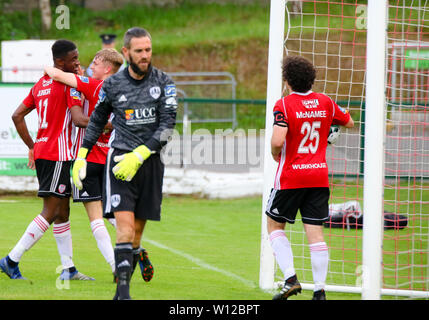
top-left (290, 90), bottom-right (313, 96)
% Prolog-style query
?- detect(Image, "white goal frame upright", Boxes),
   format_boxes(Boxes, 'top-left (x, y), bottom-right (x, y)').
top-left (260, 0), bottom-right (428, 300)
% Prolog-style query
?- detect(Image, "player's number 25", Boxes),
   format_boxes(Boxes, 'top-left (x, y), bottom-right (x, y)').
top-left (298, 121), bottom-right (321, 154)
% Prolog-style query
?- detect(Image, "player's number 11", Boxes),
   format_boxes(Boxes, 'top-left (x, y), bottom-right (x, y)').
top-left (38, 98), bottom-right (49, 129)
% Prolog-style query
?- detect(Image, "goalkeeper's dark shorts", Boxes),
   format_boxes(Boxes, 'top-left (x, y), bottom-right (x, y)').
top-left (72, 161), bottom-right (104, 203)
top-left (103, 148), bottom-right (164, 221)
top-left (265, 187), bottom-right (330, 225)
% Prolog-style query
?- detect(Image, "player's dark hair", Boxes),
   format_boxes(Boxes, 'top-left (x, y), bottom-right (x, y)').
top-left (123, 27), bottom-right (152, 49)
top-left (282, 56), bottom-right (316, 93)
top-left (52, 39), bottom-right (77, 59)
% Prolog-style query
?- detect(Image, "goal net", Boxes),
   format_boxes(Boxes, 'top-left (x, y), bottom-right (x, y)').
top-left (260, 0), bottom-right (428, 299)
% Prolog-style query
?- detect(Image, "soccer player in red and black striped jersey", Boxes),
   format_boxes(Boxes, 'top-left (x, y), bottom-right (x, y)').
top-left (44, 48), bottom-right (123, 276)
top-left (45, 48), bottom-right (155, 285)
top-left (265, 56), bottom-right (354, 300)
top-left (0, 40), bottom-right (93, 281)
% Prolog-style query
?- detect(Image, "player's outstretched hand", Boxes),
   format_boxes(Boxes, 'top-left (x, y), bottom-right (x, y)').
top-left (112, 145), bottom-right (152, 182)
top-left (72, 147), bottom-right (89, 190)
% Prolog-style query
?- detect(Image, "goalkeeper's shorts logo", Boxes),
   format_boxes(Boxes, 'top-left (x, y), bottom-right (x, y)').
top-left (111, 194), bottom-right (121, 208)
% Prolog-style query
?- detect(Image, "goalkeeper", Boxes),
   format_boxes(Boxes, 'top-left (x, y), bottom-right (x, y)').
top-left (73, 27), bottom-right (177, 300)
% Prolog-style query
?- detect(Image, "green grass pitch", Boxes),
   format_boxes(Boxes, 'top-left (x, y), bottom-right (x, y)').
top-left (0, 195), bottom-right (278, 300)
top-left (1, 193), bottom-right (424, 300)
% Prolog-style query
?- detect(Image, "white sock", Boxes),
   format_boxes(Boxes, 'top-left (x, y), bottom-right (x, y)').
top-left (309, 242), bottom-right (329, 291)
top-left (91, 219), bottom-right (115, 272)
top-left (269, 230), bottom-right (295, 280)
top-left (53, 221), bottom-right (74, 269)
top-left (9, 214), bottom-right (50, 262)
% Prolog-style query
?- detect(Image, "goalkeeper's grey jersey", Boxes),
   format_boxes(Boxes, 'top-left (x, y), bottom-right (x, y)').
top-left (82, 65), bottom-right (177, 153)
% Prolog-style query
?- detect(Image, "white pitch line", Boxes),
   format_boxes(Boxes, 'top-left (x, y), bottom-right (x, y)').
top-left (144, 238), bottom-right (256, 288)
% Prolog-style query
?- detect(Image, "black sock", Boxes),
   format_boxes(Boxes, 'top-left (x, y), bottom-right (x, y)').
top-left (6, 256), bottom-right (18, 268)
top-left (67, 266), bottom-right (77, 273)
top-left (131, 247), bottom-right (141, 276)
top-left (114, 242), bottom-right (133, 300)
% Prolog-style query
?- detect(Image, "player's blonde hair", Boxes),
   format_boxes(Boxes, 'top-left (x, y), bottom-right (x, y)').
top-left (93, 48), bottom-right (123, 74)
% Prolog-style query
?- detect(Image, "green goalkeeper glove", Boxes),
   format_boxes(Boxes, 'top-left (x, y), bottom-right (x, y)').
top-left (72, 147), bottom-right (89, 190)
top-left (112, 145), bottom-right (152, 182)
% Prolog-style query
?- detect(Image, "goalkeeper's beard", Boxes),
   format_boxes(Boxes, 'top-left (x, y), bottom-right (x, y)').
top-left (129, 54), bottom-right (150, 77)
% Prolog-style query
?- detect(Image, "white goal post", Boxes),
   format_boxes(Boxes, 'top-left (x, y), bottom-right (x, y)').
top-left (260, 0), bottom-right (429, 300)
top-left (259, 0), bottom-right (286, 291)
top-left (361, 0), bottom-right (387, 300)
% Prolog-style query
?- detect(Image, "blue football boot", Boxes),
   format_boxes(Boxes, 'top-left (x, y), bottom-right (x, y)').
top-left (0, 256), bottom-right (27, 280)
top-left (59, 268), bottom-right (95, 281)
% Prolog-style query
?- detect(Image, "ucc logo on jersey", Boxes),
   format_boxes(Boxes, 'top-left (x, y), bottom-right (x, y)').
top-left (125, 109), bottom-right (134, 120)
top-left (124, 107), bottom-right (156, 125)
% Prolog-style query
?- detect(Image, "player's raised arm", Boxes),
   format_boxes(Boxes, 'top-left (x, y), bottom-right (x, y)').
top-left (44, 67), bottom-right (92, 129)
top-left (44, 66), bottom-right (78, 88)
